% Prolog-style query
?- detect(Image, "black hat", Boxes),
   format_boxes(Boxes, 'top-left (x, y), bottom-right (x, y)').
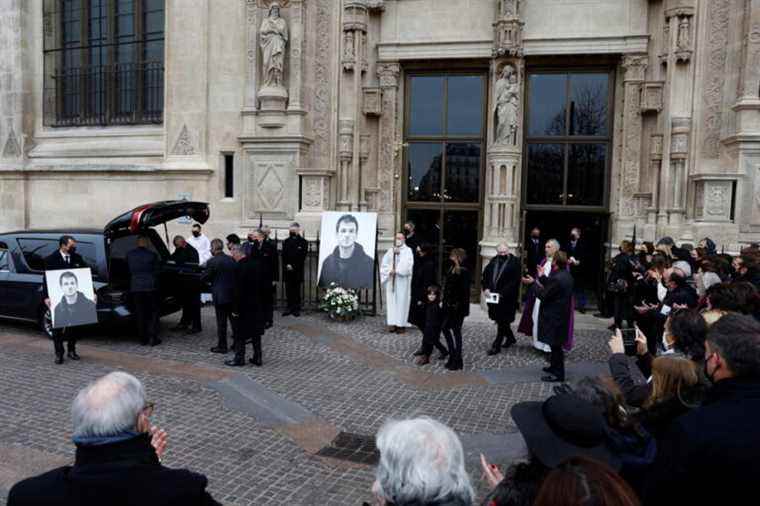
top-left (511, 394), bottom-right (621, 470)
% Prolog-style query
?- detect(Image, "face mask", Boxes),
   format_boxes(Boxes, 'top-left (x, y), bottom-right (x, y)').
top-left (395, 240), bottom-right (403, 247)
top-left (404, 228), bottom-right (411, 235)
top-left (68, 246), bottom-right (77, 254)
top-left (289, 231), bottom-right (297, 237)
top-left (531, 234), bottom-right (539, 239)
top-left (571, 233), bottom-right (578, 240)
top-left (192, 231), bottom-right (200, 237)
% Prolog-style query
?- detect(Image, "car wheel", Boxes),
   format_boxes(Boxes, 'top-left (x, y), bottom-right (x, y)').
top-left (38, 306), bottom-right (54, 339)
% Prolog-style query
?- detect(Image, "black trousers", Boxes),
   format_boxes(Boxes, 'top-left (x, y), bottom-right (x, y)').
top-left (265, 284), bottom-right (275, 324)
top-left (180, 290), bottom-right (202, 330)
top-left (421, 327), bottom-right (448, 356)
top-left (214, 303), bottom-right (235, 350)
top-left (549, 343), bottom-right (565, 380)
top-left (613, 292), bottom-right (634, 330)
top-left (133, 291), bottom-right (159, 344)
top-left (442, 315), bottom-right (465, 365)
top-left (52, 328), bottom-right (76, 356)
top-left (492, 321), bottom-right (516, 349)
top-left (285, 278), bottom-right (302, 312)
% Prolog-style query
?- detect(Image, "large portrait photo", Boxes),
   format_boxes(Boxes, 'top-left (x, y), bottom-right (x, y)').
top-left (317, 212), bottom-right (378, 290)
top-left (45, 268), bottom-right (98, 329)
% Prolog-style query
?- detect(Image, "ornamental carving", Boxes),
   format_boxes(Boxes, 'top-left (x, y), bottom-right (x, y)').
top-left (701, 0), bottom-right (730, 159)
top-left (499, 0), bottom-right (520, 17)
top-left (339, 119), bottom-right (354, 160)
top-left (363, 87), bottom-right (382, 116)
top-left (675, 15), bottom-right (693, 62)
top-left (259, 2), bottom-right (289, 90)
top-left (650, 134), bottom-right (664, 160)
top-left (2, 125), bottom-right (21, 158)
top-left (622, 54), bottom-right (648, 82)
top-left (312, 0), bottom-right (333, 162)
top-left (493, 18), bottom-right (524, 57)
top-left (377, 62), bottom-right (400, 88)
top-left (171, 125), bottom-right (195, 156)
top-left (706, 184), bottom-right (730, 216)
top-left (640, 82), bottom-right (664, 114)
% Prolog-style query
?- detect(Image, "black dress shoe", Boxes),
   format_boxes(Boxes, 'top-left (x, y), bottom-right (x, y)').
top-left (224, 359), bottom-right (246, 367)
top-left (487, 348), bottom-right (501, 356)
top-left (413, 348), bottom-right (426, 357)
top-left (503, 338), bottom-right (517, 348)
top-left (67, 351), bottom-right (80, 360)
top-left (293, 311), bottom-right (300, 317)
top-left (186, 328), bottom-right (202, 335)
top-left (210, 346), bottom-right (228, 354)
top-left (150, 339), bottom-right (162, 347)
top-left (437, 351), bottom-right (449, 360)
top-left (542, 366), bottom-right (554, 373)
top-left (54, 355), bottom-right (64, 365)
top-left (541, 374), bottom-right (564, 383)
top-left (444, 362), bottom-right (458, 371)
top-left (249, 357), bottom-right (263, 366)
top-left (281, 311), bottom-right (292, 317)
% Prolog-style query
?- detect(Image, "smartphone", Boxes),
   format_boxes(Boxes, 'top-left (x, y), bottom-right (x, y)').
top-left (621, 328), bottom-right (637, 356)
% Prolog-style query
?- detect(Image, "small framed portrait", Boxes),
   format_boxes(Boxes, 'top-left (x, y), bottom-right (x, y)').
top-left (45, 268), bottom-right (98, 329)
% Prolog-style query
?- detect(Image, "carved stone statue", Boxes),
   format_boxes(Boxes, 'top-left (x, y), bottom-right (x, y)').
top-left (495, 64), bottom-right (519, 145)
top-left (260, 2), bottom-right (289, 89)
top-left (677, 16), bottom-right (690, 51)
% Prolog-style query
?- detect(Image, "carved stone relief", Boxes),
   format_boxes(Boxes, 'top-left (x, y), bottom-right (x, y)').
top-left (705, 183), bottom-right (730, 216)
top-left (494, 64), bottom-right (520, 145)
top-left (500, 0), bottom-right (519, 17)
top-left (695, 180), bottom-right (733, 221)
top-left (171, 125), bottom-right (195, 156)
top-left (248, 157), bottom-right (292, 216)
top-left (363, 87), bottom-right (382, 116)
top-left (2, 125), bottom-right (21, 158)
top-left (376, 62), bottom-right (401, 212)
top-left (312, 0), bottom-right (333, 163)
top-left (620, 55), bottom-right (648, 218)
top-left (641, 82), bottom-right (664, 114)
top-left (701, 0), bottom-right (730, 158)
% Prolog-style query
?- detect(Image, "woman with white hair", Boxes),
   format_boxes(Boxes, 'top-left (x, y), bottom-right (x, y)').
top-left (370, 417), bottom-right (474, 506)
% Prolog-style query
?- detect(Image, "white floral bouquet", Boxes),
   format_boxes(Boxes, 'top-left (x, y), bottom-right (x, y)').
top-left (319, 283), bottom-right (360, 320)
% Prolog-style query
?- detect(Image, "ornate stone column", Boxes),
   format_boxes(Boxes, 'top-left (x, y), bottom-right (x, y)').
top-left (618, 54), bottom-right (648, 229)
top-left (376, 61), bottom-right (401, 231)
top-left (484, 0), bottom-right (525, 255)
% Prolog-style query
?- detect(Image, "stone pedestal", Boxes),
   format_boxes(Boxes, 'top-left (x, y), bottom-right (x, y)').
top-left (257, 86), bottom-right (289, 128)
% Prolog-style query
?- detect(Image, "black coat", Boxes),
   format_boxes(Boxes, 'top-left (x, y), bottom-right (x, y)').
top-left (443, 267), bottom-right (471, 319)
top-left (246, 240), bottom-right (278, 283)
top-left (643, 377), bottom-right (760, 505)
top-left (233, 255), bottom-right (268, 337)
top-left (281, 235), bottom-right (308, 282)
top-left (409, 255), bottom-right (437, 328)
top-left (170, 244), bottom-right (200, 295)
top-left (662, 284), bottom-right (698, 309)
top-left (482, 254), bottom-right (521, 324)
top-left (525, 237), bottom-right (543, 274)
top-left (202, 253), bottom-right (237, 306)
top-left (7, 433), bottom-right (220, 506)
top-left (565, 238), bottom-right (586, 277)
top-left (609, 252), bottom-right (635, 294)
top-left (534, 269), bottom-right (574, 347)
top-left (43, 250), bottom-right (89, 299)
top-left (318, 244), bottom-right (375, 290)
top-left (126, 247), bottom-right (160, 292)
top-left (170, 243), bottom-right (199, 266)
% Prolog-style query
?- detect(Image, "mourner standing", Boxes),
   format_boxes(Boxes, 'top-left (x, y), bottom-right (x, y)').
top-left (126, 235), bottom-right (161, 347)
top-left (44, 235), bottom-right (89, 364)
top-left (482, 242), bottom-right (521, 355)
top-left (281, 222), bottom-right (308, 317)
top-left (380, 233), bottom-right (415, 333)
top-left (403, 221), bottom-right (421, 256)
top-left (409, 243), bottom-right (437, 333)
top-left (525, 227), bottom-right (543, 274)
top-left (565, 227), bottom-right (587, 313)
top-left (170, 236), bottom-right (202, 334)
top-left (414, 286), bottom-right (448, 366)
top-left (260, 226), bottom-right (279, 328)
top-left (442, 248), bottom-right (471, 371)
top-left (522, 251), bottom-right (574, 382)
top-left (203, 239), bottom-right (237, 354)
top-left (227, 245), bottom-right (268, 367)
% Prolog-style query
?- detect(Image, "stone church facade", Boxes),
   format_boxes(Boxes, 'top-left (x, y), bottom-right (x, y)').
top-left (1, 0), bottom-right (760, 276)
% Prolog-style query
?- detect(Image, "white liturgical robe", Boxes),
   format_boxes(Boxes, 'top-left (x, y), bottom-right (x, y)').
top-left (187, 234), bottom-right (212, 266)
top-left (380, 244), bottom-right (414, 327)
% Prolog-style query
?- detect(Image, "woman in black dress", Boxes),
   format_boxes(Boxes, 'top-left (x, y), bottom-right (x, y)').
top-left (442, 248), bottom-right (471, 371)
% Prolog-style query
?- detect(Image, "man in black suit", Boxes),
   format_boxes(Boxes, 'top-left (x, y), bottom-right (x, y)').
top-left (126, 236), bottom-right (161, 346)
top-left (261, 226), bottom-right (279, 328)
top-left (246, 229), bottom-right (277, 329)
top-left (170, 235), bottom-right (202, 334)
top-left (281, 222), bottom-right (308, 317)
top-left (226, 249), bottom-right (268, 367)
top-left (565, 227), bottom-right (587, 313)
top-left (203, 239), bottom-right (237, 353)
top-left (44, 235), bottom-right (91, 364)
top-left (482, 243), bottom-right (521, 354)
top-left (524, 251), bottom-right (574, 382)
top-left (318, 214), bottom-right (375, 289)
top-left (525, 227), bottom-right (543, 275)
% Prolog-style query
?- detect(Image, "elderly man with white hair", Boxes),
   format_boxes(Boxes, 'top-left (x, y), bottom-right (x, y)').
top-left (371, 417), bottom-right (474, 506)
top-left (8, 372), bottom-right (220, 506)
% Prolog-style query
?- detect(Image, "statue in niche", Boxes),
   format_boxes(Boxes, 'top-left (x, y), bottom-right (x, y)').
top-left (501, 0), bottom-right (518, 17)
top-left (344, 31), bottom-right (355, 60)
top-left (677, 16), bottom-right (691, 51)
top-left (495, 64), bottom-right (519, 145)
top-left (260, 2), bottom-right (289, 89)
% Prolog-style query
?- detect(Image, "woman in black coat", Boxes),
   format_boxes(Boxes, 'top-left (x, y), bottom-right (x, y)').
top-left (609, 240), bottom-right (636, 330)
top-left (442, 248), bottom-right (471, 371)
top-left (408, 243), bottom-right (437, 331)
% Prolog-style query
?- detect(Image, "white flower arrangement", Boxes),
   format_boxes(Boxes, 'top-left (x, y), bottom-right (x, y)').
top-left (320, 283), bottom-right (360, 320)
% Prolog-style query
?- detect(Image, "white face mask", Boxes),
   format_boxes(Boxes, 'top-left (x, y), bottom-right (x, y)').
top-left (395, 240), bottom-right (403, 247)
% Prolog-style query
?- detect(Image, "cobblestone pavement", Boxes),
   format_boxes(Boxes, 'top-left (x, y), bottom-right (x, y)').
top-left (0, 305), bottom-right (614, 505)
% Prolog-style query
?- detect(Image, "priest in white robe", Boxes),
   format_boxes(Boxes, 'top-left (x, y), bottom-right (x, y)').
top-left (380, 232), bottom-right (415, 333)
top-left (187, 223), bottom-right (213, 303)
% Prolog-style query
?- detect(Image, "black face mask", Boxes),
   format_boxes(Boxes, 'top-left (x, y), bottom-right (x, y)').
top-left (192, 231), bottom-right (200, 237)
top-left (531, 234), bottom-right (539, 240)
top-left (404, 228), bottom-right (411, 236)
top-left (68, 246), bottom-right (76, 254)
top-left (289, 231), bottom-right (297, 237)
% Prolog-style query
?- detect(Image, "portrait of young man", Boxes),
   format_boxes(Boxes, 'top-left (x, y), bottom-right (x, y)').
top-left (50, 270), bottom-right (97, 329)
top-left (317, 213), bottom-right (377, 290)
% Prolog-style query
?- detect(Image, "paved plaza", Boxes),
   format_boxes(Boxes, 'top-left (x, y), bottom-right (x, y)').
top-left (0, 306), bottom-right (613, 505)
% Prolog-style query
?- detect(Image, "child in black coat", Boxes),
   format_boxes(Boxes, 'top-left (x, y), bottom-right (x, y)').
top-left (415, 285), bottom-right (449, 365)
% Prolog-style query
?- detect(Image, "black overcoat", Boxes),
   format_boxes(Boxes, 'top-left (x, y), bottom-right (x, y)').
top-left (481, 254), bottom-right (521, 324)
top-left (281, 235), bottom-right (308, 283)
top-left (534, 269), bottom-right (574, 347)
top-left (442, 267), bottom-right (471, 319)
top-left (408, 255), bottom-right (437, 328)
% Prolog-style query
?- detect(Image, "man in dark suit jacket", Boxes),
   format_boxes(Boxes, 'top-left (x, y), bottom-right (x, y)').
top-left (249, 229), bottom-right (278, 328)
top-left (127, 236), bottom-right (161, 346)
top-left (226, 252), bottom-right (268, 367)
top-left (526, 251), bottom-right (574, 382)
top-left (565, 227), bottom-right (587, 312)
top-left (281, 223), bottom-right (308, 317)
top-left (170, 236), bottom-right (201, 333)
top-left (525, 227), bottom-right (543, 275)
top-left (44, 235), bottom-right (91, 364)
top-left (202, 239), bottom-right (237, 353)
top-left (482, 243), bottom-right (522, 354)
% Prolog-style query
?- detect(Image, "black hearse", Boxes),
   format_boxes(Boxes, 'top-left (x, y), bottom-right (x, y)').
top-left (0, 201), bottom-right (209, 336)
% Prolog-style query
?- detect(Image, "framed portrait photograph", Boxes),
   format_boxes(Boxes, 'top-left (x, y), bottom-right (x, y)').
top-left (317, 212), bottom-right (378, 290)
top-left (45, 268), bottom-right (98, 329)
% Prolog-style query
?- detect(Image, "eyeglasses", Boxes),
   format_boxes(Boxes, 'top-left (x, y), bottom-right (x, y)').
top-left (142, 401), bottom-right (155, 417)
